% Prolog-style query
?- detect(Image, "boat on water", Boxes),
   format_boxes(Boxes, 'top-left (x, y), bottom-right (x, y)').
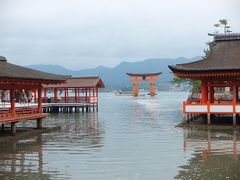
top-left (115, 90), bottom-right (132, 96)
top-left (115, 89), bottom-right (146, 96)
top-left (138, 89), bottom-right (146, 96)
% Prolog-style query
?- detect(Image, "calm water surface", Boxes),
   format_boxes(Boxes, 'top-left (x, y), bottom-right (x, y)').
top-left (0, 92), bottom-right (240, 180)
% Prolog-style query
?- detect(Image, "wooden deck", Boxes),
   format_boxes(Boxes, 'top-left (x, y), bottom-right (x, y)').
top-left (0, 101), bottom-right (98, 135)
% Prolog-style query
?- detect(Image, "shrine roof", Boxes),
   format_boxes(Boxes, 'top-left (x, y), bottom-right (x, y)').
top-left (43, 76), bottom-right (105, 88)
top-left (169, 34), bottom-right (240, 74)
top-left (0, 56), bottom-right (70, 83)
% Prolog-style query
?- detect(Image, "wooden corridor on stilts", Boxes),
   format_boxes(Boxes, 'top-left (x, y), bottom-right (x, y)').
top-left (0, 56), bottom-right (69, 135)
top-left (42, 76), bottom-right (105, 113)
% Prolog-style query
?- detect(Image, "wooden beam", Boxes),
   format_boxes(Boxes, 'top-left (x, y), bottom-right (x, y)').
top-left (201, 80), bottom-right (208, 103)
top-left (37, 118), bottom-right (43, 129)
top-left (10, 88), bottom-right (16, 117)
top-left (150, 82), bottom-right (155, 96)
top-left (38, 87), bottom-right (42, 113)
top-left (11, 122), bottom-right (16, 136)
top-left (133, 83), bottom-right (138, 97)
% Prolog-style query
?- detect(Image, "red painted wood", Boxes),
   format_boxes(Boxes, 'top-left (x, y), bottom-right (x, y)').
top-left (54, 88), bottom-right (58, 103)
top-left (10, 88), bottom-right (16, 117)
top-left (38, 87), bottom-right (42, 113)
top-left (209, 86), bottom-right (214, 103)
top-left (201, 81), bottom-right (208, 103)
top-left (34, 90), bottom-right (37, 103)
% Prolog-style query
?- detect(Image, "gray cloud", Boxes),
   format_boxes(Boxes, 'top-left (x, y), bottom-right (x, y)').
top-left (0, 0), bottom-right (240, 69)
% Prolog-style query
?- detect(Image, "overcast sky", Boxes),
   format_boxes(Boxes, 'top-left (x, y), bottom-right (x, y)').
top-left (0, 0), bottom-right (240, 70)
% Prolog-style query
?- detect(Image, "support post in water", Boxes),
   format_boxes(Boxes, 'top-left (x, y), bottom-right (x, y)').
top-left (207, 114), bottom-right (211, 125)
top-left (233, 114), bottom-right (236, 126)
top-left (11, 122), bottom-right (16, 136)
top-left (37, 118), bottom-right (43, 129)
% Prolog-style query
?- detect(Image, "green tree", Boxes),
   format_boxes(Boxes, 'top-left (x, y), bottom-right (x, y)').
top-left (214, 19), bottom-right (231, 34)
top-left (171, 77), bottom-right (200, 93)
top-left (171, 77), bottom-right (187, 87)
top-left (202, 43), bottom-right (210, 58)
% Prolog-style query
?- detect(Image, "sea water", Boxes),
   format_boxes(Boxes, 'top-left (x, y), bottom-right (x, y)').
top-left (0, 92), bottom-right (239, 179)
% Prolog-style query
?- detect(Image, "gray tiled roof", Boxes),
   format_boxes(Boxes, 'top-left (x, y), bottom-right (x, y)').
top-left (0, 57), bottom-right (70, 82)
top-left (43, 76), bottom-right (105, 88)
top-left (169, 35), bottom-right (240, 73)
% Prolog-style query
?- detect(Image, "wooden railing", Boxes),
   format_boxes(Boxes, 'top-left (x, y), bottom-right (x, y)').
top-left (0, 108), bottom-right (40, 120)
top-left (42, 96), bottom-right (98, 104)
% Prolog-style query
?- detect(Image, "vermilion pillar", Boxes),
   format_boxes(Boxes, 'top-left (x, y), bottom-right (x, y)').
top-left (10, 88), bottom-right (15, 117)
top-left (133, 83), bottom-right (138, 97)
top-left (209, 86), bottom-right (214, 103)
top-left (34, 90), bottom-right (37, 103)
top-left (232, 84), bottom-right (237, 104)
top-left (54, 88), bottom-right (58, 103)
top-left (232, 84), bottom-right (237, 126)
top-left (78, 88), bottom-right (80, 102)
top-left (75, 88), bottom-right (77, 102)
top-left (85, 88), bottom-right (88, 102)
top-left (201, 80), bottom-right (208, 103)
top-left (38, 87), bottom-right (42, 113)
top-left (150, 82), bottom-right (155, 96)
top-left (96, 88), bottom-right (98, 100)
top-left (66, 88), bottom-right (69, 103)
top-left (64, 88), bottom-right (67, 102)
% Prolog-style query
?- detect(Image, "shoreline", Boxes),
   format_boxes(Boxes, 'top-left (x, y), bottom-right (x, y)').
top-left (0, 126), bottom-right (61, 144)
top-left (176, 120), bottom-right (240, 130)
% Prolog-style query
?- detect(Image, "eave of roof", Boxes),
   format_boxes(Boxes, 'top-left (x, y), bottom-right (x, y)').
top-left (168, 65), bottom-right (240, 73)
top-left (0, 58), bottom-right (70, 83)
top-left (42, 76), bottom-right (105, 88)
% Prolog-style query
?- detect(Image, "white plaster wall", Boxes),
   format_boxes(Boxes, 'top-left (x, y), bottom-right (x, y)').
top-left (210, 105), bottom-right (233, 113)
top-left (235, 106), bottom-right (240, 113)
top-left (185, 105), bottom-right (208, 113)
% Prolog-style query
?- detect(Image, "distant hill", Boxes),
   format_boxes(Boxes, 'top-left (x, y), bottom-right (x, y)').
top-left (28, 56), bottom-right (201, 87)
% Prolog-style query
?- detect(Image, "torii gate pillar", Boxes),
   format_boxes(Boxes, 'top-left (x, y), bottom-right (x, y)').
top-left (150, 82), bottom-right (155, 96)
top-left (127, 72), bottom-right (162, 97)
top-left (133, 83), bottom-right (139, 97)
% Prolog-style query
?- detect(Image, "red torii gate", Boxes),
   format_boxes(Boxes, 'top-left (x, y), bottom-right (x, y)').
top-left (127, 72), bottom-right (162, 97)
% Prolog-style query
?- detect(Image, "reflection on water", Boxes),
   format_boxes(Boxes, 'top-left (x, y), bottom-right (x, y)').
top-left (176, 128), bottom-right (240, 179)
top-left (1, 92), bottom-right (240, 179)
top-left (0, 111), bottom-right (102, 179)
top-left (0, 135), bottom-right (60, 179)
top-left (46, 112), bottom-right (103, 150)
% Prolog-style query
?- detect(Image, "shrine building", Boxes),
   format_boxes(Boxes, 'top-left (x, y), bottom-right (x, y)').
top-left (0, 56), bottom-right (70, 135)
top-left (169, 33), bottom-right (240, 125)
top-left (42, 76), bottom-right (105, 112)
